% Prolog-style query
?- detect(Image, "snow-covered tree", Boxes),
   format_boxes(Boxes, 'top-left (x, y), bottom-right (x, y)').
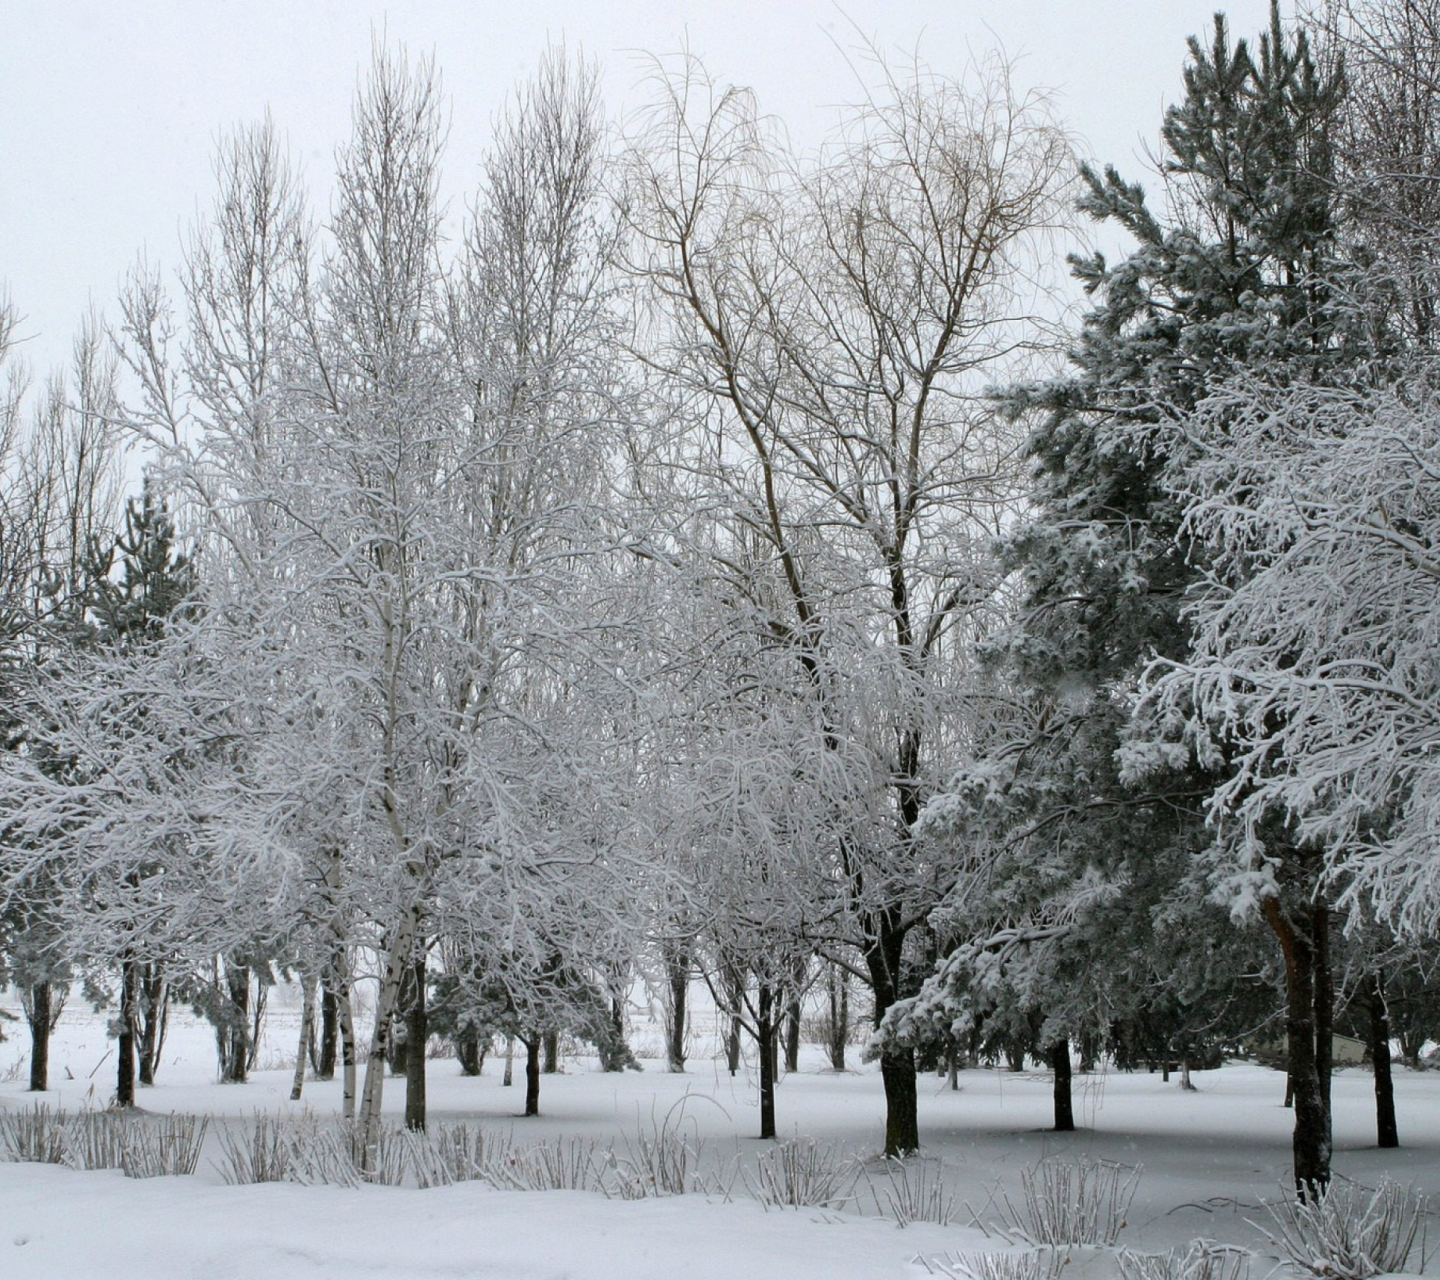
top-left (624, 48), bottom-right (1070, 1155)
top-left (982, 0), bottom-right (1352, 1190)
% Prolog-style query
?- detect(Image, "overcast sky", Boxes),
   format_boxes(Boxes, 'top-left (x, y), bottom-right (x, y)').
top-left (3, 0), bottom-right (1276, 375)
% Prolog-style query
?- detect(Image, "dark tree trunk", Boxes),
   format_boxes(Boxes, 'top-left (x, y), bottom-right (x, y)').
top-left (757, 983), bottom-right (777, 1139)
top-left (389, 1018), bottom-right (408, 1076)
top-left (524, 1037), bottom-right (540, 1116)
top-left (138, 963), bottom-right (167, 1086)
top-left (878, 1049), bottom-right (919, 1154)
top-left (222, 962), bottom-right (250, 1083)
top-left (1399, 1029), bottom-right (1424, 1069)
top-left (542, 1028), bottom-right (559, 1074)
top-left (665, 945), bottom-right (689, 1072)
top-left (865, 915), bottom-right (918, 1154)
top-left (1050, 1039), bottom-right (1075, 1131)
top-left (1265, 897), bottom-right (1332, 1197)
top-left (1179, 1056), bottom-right (1195, 1091)
top-left (1006, 1039), bottom-right (1026, 1073)
top-left (722, 962), bottom-right (744, 1076)
top-left (601, 996), bottom-right (628, 1071)
top-left (1368, 970), bottom-right (1399, 1149)
top-left (27, 981), bottom-right (51, 1093)
top-left (1315, 905), bottom-right (1332, 1118)
top-left (784, 994), bottom-right (802, 1074)
top-left (318, 983), bottom-right (339, 1080)
top-left (456, 1024), bottom-right (483, 1076)
top-left (117, 959), bottom-right (140, 1108)
top-left (405, 955), bottom-right (426, 1131)
top-left (386, 953), bottom-right (412, 1078)
top-left (826, 964), bottom-right (848, 1071)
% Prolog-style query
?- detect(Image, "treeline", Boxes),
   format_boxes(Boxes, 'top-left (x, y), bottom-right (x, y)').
top-left (3, 2), bottom-right (1440, 1193)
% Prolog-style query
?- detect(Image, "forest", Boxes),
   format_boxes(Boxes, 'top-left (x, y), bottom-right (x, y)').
top-left (4, 0), bottom-right (1440, 1250)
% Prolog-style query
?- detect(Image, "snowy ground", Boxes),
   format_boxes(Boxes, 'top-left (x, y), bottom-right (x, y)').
top-left (1, 988), bottom-right (1437, 1279)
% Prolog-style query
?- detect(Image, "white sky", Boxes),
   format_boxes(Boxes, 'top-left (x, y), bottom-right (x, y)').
top-left (3, 0), bottom-right (1276, 376)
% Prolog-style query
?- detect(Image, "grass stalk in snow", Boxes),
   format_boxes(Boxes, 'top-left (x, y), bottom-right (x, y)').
top-left (215, 1113), bottom-right (316, 1185)
top-left (119, 1113), bottom-right (209, 1178)
top-left (64, 1110), bottom-right (130, 1171)
top-left (0, 1102), bottom-right (68, 1163)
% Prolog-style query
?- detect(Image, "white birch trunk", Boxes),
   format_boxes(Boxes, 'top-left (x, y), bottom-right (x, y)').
top-left (339, 984), bottom-right (357, 1120)
top-left (290, 974), bottom-right (317, 1102)
top-left (357, 901), bottom-right (422, 1170)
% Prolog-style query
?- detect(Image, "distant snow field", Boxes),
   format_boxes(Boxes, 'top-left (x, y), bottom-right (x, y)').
top-left (1, 987), bottom-right (1436, 1280)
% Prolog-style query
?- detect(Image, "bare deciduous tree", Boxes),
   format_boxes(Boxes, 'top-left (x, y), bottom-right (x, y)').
top-left (624, 49), bottom-right (1071, 1153)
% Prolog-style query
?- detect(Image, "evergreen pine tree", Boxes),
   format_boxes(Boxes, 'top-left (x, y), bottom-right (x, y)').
top-left (1002, 2), bottom-right (1351, 1191)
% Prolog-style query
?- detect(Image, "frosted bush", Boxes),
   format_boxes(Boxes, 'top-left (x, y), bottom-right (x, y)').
top-left (1258, 1179), bottom-right (1427, 1280)
top-left (406, 1122), bottom-right (499, 1190)
top-left (215, 1113), bottom-right (316, 1185)
top-left (917, 1247), bottom-right (1068, 1280)
top-left (869, 1155), bottom-right (955, 1226)
top-left (994, 1156), bottom-right (1140, 1246)
top-left (1117, 1242), bottom-right (1251, 1280)
top-left (744, 1138), bottom-right (858, 1210)
top-left (603, 1116), bottom-right (714, 1199)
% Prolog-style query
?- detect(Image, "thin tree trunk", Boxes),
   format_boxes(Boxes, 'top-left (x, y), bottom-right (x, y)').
top-left (1050, 1039), bottom-right (1075, 1132)
top-left (138, 964), bottom-right (166, 1086)
top-left (542, 1028), bottom-right (559, 1074)
top-left (27, 982), bottom-right (51, 1093)
top-left (784, 994), bottom-right (802, 1074)
top-left (456, 1023), bottom-right (482, 1076)
top-left (357, 901), bottom-right (421, 1168)
top-left (757, 984), bottom-right (777, 1139)
top-left (116, 958), bottom-right (139, 1108)
top-left (503, 1034), bottom-right (515, 1086)
top-left (524, 1037), bottom-right (540, 1116)
top-left (1316, 905), bottom-right (1333, 1121)
top-left (722, 962), bottom-right (744, 1076)
top-left (318, 984), bottom-right (339, 1079)
top-left (338, 974), bottom-right (357, 1121)
top-left (319, 845), bottom-right (346, 1084)
top-left (405, 954), bottom-right (426, 1131)
top-left (665, 945), bottom-right (689, 1072)
top-left (1264, 896), bottom-right (1332, 1197)
top-left (247, 977), bottom-right (267, 1073)
top-left (601, 996), bottom-right (628, 1071)
top-left (223, 961), bottom-right (250, 1083)
top-left (291, 975), bottom-right (316, 1102)
top-left (826, 964), bottom-right (848, 1072)
top-left (1368, 970), bottom-right (1399, 1149)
